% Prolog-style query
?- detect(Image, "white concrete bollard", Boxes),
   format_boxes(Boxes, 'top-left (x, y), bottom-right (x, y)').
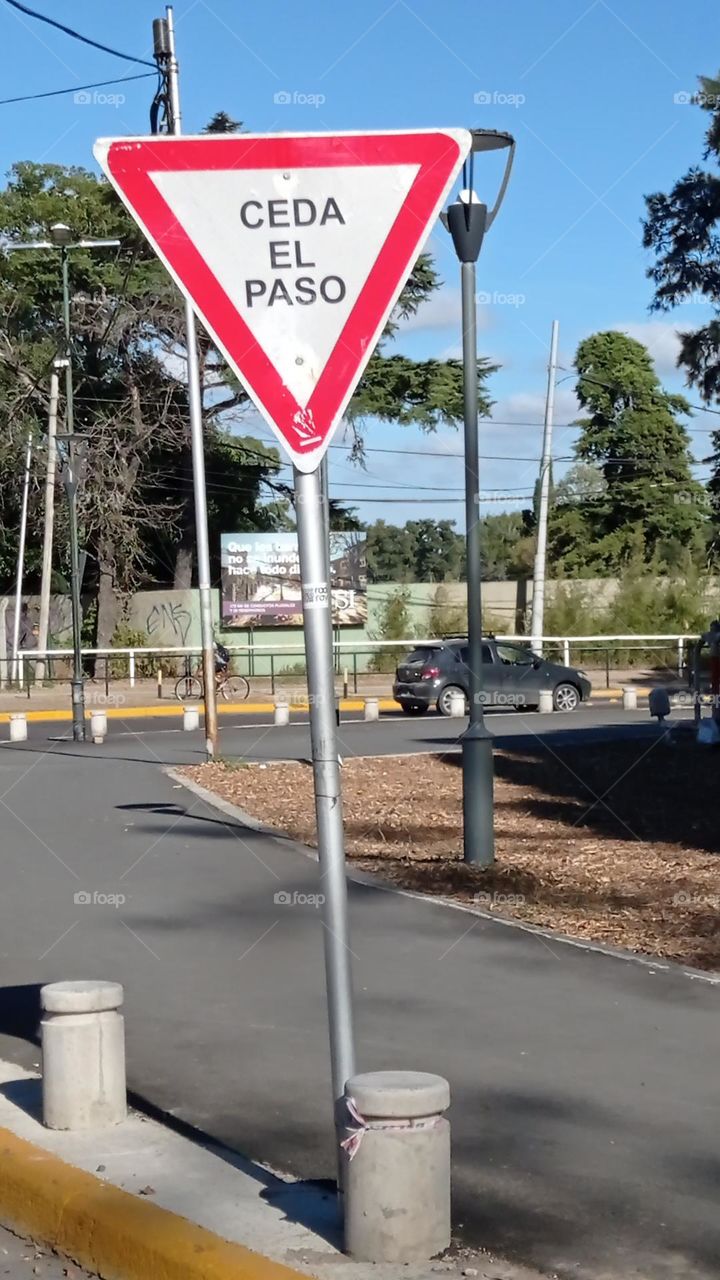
top-left (538, 689), bottom-right (554, 714)
top-left (9, 714), bottom-right (27, 742)
top-left (274, 700), bottom-right (290, 726)
top-left (364, 697), bottom-right (379, 722)
top-left (622, 686), bottom-right (638, 711)
top-left (183, 704), bottom-right (199, 731)
top-left (448, 690), bottom-right (465, 717)
top-left (40, 981), bottom-right (127, 1130)
top-left (344, 1071), bottom-right (451, 1262)
top-left (90, 709), bottom-right (107, 743)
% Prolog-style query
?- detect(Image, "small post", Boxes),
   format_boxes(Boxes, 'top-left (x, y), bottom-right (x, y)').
top-left (678, 637), bottom-right (684, 677)
top-left (17, 652), bottom-right (24, 692)
top-left (9, 713), bottom-right (27, 742)
top-left (364, 696), bottom-right (379, 722)
top-left (104, 663), bottom-right (109, 698)
top-left (605, 647), bottom-right (610, 689)
top-left (343, 1071), bottom-right (450, 1263)
top-left (157, 666), bottom-right (163, 698)
top-left (448, 690), bottom-right (466, 717)
top-left (41, 980), bottom-right (126, 1130)
top-left (129, 650), bottom-right (136, 688)
top-left (563, 638), bottom-right (570, 667)
top-left (183, 704), bottom-right (199, 731)
top-left (90, 709), bottom-right (107, 743)
top-left (353, 650), bottom-right (358, 694)
top-left (270, 653), bottom-right (275, 696)
top-left (622, 686), bottom-right (637, 711)
top-left (343, 666), bottom-right (349, 699)
top-left (274, 699), bottom-right (290, 726)
top-left (538, 689), bottom-right (554, 714)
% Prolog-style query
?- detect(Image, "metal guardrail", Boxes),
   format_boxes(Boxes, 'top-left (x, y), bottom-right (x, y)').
top-left (1, 633), bottom-right (698, 694)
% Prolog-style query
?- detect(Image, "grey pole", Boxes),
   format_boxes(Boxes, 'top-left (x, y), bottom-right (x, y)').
top-left (530, 319), bottom-right (559, 657)
top-left (460, 262), bottom-right (494, 867)
top-left (61, 247), bottom-right (86, 743)
top-left (11, 430), bottom-right (33, 685)
top-left (294, 465), bottom-right (356, 1111)
top-left (163, 5), bottom-right (219, 758)
top-left (36, 366), bottom-right (61, 685)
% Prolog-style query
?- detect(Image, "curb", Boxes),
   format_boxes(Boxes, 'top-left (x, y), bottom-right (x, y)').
top-left (0, 697), bottom-right (399, 725)
top-left (0, 1125), bottom-right (309, 1280)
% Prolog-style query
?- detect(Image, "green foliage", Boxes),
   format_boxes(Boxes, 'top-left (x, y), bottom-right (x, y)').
top-left (108, 625), bottom-right (155, 679)
top-left (548, 331), bottom-right (707, 573)
top-left (643, 71), bottom-right (720, 404)
top-left (369, 588), bottom-right (415, 671)
top-left (428, 584), bottom-right (467, 637)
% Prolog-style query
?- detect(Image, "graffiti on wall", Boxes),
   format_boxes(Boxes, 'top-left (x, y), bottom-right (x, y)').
top-left (145, 600), bottom-right (192, 645)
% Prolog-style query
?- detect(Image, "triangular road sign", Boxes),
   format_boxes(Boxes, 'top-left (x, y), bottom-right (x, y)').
top-left (95, 129), bottom-right (470, 472)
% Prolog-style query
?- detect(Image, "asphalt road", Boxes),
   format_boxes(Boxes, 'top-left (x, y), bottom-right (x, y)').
top-left (0, 705), bottom-right (716, 1280)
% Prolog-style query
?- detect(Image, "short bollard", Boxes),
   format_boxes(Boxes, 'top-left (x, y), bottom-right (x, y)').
top-left (343, 1070), bottom-right (450, 1263)
top-left (364, 696), bottom-right (379, 722)
top-left (274, 700), bottom-right (290, 726)
top-left (183, 704), bottom-right (199, 731)
top-left (9, 714), bottom-right (27, 742)
top-left (622, 686), bottom-right (637, 711)
top-left (90, 709), bottom-right (107, 743)
top-left (40, 981), bottom-right (127, 1130)
top-left (538, 689), bottom-right (554, 714)
top-left (448, 690), bottom-right (465, 717)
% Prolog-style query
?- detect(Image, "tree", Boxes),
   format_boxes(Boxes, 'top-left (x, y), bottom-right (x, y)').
top-left (547, 331), bottom-right (706, 571)
top-left (643, 72), bottom-right (720, 403)
top-left (478, 511), bottom-right (532, 579)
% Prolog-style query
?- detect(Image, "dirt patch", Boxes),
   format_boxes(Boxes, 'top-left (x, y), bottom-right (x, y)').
top-left (183, 737), bottom-right (720, 971)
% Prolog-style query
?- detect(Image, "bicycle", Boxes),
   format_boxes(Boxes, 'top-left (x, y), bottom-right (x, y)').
top-left (174, 667), bottom-right (250, 703)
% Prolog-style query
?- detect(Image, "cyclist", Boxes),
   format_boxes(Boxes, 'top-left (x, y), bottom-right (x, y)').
top-left (214, 639), bottom-right (230, 686)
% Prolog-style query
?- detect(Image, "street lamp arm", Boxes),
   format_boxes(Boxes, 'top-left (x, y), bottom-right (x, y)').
top-left (485, 138), bottom-right (515, 230)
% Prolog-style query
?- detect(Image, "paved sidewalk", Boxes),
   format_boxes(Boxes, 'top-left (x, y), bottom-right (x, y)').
top-left (0, 730), bottom-right (717, 1279)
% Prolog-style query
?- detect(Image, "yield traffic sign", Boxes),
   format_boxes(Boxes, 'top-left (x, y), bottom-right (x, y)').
top-left (95, 129), bottom-right (470, 471)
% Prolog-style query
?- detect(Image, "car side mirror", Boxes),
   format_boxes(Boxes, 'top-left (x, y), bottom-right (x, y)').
top-left (532, 656), bottom-right (541, 668)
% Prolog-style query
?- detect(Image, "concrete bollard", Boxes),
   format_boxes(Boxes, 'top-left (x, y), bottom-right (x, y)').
top-left (343, 1070), bottom-right (450, 1263)
top-left (364, 697), bottom-right (379, 722)
top-left (9, 714), bottom-right (27, 742)
top-left (274, 699), bottom-right (290, 726)
top-left (538, 689), bottom-right (554, 714)
top-left (448, 690), bottom-right (465, 717)
top-left (90, 709), bottom-right (107, 743)
top-left (40, 981), bottom-right (127, 1130)
top-left (183, 704), bottom-right (199, 731)
top-left (622, 685), bottom-right (637, 711)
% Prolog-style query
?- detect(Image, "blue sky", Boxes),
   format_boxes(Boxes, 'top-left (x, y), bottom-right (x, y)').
top-left (1, 0), bottom-right (718, 528)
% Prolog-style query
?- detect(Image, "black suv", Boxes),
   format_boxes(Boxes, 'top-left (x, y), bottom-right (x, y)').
top-left (393, 637), bottom-right (592, 716)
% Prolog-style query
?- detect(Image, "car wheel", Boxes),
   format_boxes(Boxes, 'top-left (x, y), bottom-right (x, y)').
top-left (437, 685), bottom-right (467, 717)
top-left (554, 682), bottom-right (580, 712)
top-left (401, 703), bottom-right (427, 716)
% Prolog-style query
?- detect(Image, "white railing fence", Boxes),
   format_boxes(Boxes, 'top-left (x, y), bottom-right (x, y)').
top-left (0, 633), bottom-right (699, 693)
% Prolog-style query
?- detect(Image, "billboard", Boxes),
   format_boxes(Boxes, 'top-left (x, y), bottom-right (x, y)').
top-left (221, 532), bottom-right (367, 628)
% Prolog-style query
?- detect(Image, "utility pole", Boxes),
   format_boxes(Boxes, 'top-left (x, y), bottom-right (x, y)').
top-left (11, 430), bottom-right (33, 686)
top-left (36, 363), bottom-right (62, 685)
top-left (153, 6), bottom-right (218, 758)
top-left (530, 320), bottom-right (559, 657)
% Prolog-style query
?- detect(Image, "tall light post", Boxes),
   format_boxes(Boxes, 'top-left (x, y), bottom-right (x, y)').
top-left (7, 223), bottom-right (120, 741)
top-left (442, 129), bottom-right (515, 868)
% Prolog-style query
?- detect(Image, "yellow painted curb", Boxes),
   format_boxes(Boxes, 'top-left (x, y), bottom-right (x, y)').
top-left (0, 698), bottom-right (398, 725)
top-left (0, 1126), bottom-right (308, 1280)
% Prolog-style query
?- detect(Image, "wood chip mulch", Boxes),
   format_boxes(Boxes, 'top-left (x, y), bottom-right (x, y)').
top-left (183, 737), bottom-right (720, 971)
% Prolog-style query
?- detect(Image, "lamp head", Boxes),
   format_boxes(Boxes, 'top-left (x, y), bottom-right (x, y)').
top-left (49, 223), bottom-right (74, 247)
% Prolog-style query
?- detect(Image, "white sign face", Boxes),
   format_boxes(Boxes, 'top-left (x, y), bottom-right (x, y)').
top-left (95, 130), bottom-right (471, 470)
top-left (151, 164), bottom-right (418, 408)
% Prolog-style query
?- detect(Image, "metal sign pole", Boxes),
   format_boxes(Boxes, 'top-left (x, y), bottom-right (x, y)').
top-left (294, 465), bottom-right (356, 1111)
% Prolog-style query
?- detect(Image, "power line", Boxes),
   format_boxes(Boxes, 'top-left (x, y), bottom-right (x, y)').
top-left (0, 71), bottom-right (155, 106)
top-left (1, 0), bottom-right (157, 67)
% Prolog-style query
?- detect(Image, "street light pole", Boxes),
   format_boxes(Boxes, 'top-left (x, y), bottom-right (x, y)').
top-left (530, 320), bottom-right (560, 657)
top-left (443, 130), bottom-right (515, 868)
top-left (36, 363), bottom-right (61, 685)
top-left (11, 429), bottom-right (33, 686)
